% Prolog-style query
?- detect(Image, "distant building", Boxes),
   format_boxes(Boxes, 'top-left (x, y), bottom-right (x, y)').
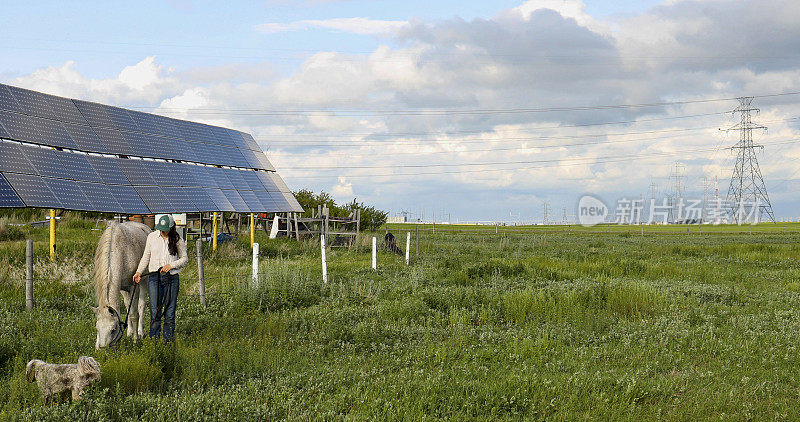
top-left (387, 216), bottom-right (407, 223)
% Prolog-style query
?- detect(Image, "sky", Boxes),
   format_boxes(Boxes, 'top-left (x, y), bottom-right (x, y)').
top-left (2, 0), bottom-right (800, 223)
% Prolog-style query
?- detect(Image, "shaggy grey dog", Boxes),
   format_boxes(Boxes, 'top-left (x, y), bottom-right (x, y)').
top-left (26, 356), bottom-right (101, 403)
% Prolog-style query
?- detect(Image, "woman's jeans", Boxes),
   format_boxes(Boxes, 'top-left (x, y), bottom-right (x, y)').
top-left (148, 272), bottom-right (179, 342)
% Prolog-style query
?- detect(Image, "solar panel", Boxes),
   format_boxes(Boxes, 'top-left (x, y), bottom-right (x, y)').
top-left (270, 172), bottom-right (292, 192)
top-left (256, 171), bottom-right (280, 192)
top-left (117, 159), bottom-right (157, 186)
top-left (240, 170), bottom-right (264, 191)
top-left (74, 100), bottom-right (115, 129)
top-left (190, 141), bottom-right (217, 165)
top-left (185, 187), bottom-right (217, 211)
top-left (209, 126), bottom-right (237, 147)
top-left (0, 141), bottom-right (34, 174)
top-left (2, 172), bottom-right (62, 208)
top-left (77, 181), bottom-right (123, 213)
top-left (240, 132), bottom-right (260, 151)
top-left (223, 147), bottom-right (250, 168)
top-left (240, 149), bottom-right (262, 169)
top-left (170, 163), bottom-right (197, 187)
top-left (176, 120), bottom-right (199, 141)
top-left (252, 151), bottom-right (276, 171)
top-left (204, 188), bottom-right (234, 211)
top-left (161, 187), bottom-right (199, 212)
top-left (20, 144), bottom-right (74, 179)
top-left (0, 118), bottom-right (10, 139)
top-left (108, 184), bottom-right (149, 214)
top-left (187, 165), bottom-right (217, 188)
top-left (104, 106), bottom-right (140, 133)
top-left (253, 190), bottom-right (279, 210)
top-left (0, 85), bottom-right (22, 113)
top-left (157, 135), bottom-right (189, 161)
top-left (194, 124), bottom-right (217, 145)
top-left (0, 172), bottom-right (25, 208)
top-left (221, 189), bottom-right (249, 212)
top-left (44, 177), bottom-right (93, 211)
top-left (0, 110), bottom-right (43, 143)
top-left (142, 160), bottom-right (179, 186)
top-left (47, 96), bottom-right (88, 125)
top-left (133, 186), bottom-right (174, 213)
top-left (53, 151), bottom-right (102, 183)
top-left (237, 189), bottom-right (264, 211)
top-left (224, 168), bottom-right (247, 189)
top-left (122, 131), bottom-right (158, 158)
top-left (208, 167), bottom-right (234, 190)
top-left (286, 193), bottom-right (303, 212)
top-left (30, 117), bottom-right (77, 149)
top-left (7, 85), bottom-right (57, 119)
top-left (128, 110), bottom-right (160, 134)
top-left (63, 123), bottom-right (105, 152)
top-left (204, 143), bottom-right (229, 166)
top-left (93, 127), bottom-right (133, 155)
top-left (87, 155), bottom-right (129, 185)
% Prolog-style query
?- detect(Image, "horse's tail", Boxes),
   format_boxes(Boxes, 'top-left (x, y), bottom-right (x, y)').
top-left (93, 222), bottom-right (117, 307)
top-left (26, 360), bottom-right (42, 382)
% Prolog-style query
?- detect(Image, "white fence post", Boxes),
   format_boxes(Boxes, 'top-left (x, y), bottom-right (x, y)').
top-left (372, 236), bottom-right (377, 270)
top-left (196, 238), bottom-right (206, 307)
top-left (405, 232), bottom-right (411, 265)
top-left (26, 239), bottom-right (33, 311)
top-left (321, 234), bottom-right (328, 283)
top-left (252, 242), bottom-right (259, 288)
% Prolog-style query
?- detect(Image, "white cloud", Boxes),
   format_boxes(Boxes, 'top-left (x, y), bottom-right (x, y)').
top-left (332, 176), bottom-right (354, 198)
top-left (255, 17), bottom-right (407, 36)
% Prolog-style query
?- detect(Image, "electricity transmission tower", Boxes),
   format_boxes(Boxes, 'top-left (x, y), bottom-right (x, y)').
top-left (668, 162), bottom-right (685, 223)
top-left (725, 97), bottom-right (775, 223)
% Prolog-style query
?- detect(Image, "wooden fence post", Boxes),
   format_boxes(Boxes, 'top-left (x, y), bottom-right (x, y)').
top-left (196, 238), bottom-right (207, 308)
top-left (26, 239), bottom-right (33, 311)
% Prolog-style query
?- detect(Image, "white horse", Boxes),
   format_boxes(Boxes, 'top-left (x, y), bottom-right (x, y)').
top-left (91, 221), bottom-right (150, 349)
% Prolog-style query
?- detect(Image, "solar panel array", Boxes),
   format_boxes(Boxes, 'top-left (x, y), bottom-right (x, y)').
top-left (0, 83), bottom-right (302, 214)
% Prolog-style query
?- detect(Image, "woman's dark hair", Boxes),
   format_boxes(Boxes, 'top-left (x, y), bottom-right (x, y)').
top-left (167, 225), bottom-right (179, 256)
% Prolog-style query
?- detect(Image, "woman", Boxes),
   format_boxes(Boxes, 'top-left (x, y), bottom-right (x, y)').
top-left (133, 214), bottom-right (187, 342)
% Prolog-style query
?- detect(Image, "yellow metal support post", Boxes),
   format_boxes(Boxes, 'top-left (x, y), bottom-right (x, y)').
top-left (250, 213), bottom-right (255, 248)
top-left (212, 212), bottom-right (218, 252)
top-left (49, 209), bottom-right (56, 261)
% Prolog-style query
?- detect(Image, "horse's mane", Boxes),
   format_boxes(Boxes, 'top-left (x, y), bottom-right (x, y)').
top-left (92, 222), bottom-right (116, 307)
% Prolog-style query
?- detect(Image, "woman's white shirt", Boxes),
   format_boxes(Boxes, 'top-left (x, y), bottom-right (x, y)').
top-left (136, 231), bottom-right (188, 275)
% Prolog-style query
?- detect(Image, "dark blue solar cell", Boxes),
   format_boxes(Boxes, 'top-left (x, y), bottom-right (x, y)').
top-left (240, 170), bottom-right (264, 191)
top-left (108, 184), bottom-right (149, 214)
top-left (170, 163), bottom-right (196, 187)
top-left (161, 187), bottom-right (198, 212)
top-left (239, 149), bottom-right (262, 169)
top-left (0, 110), bottom-right (43, 143)
top-left (286, 192), bottom-right (303, 212)
top-left (176, 120), bottom-right (199, 141)
top-left (236, 189), bottom-right (264, 212)
top-left (187, 165), bottom-right (217, 188)
top-left (87, 155), bottom-right (129, 185)
top-left (209, 126), bottom-right (237, 147)
top-left (122, 131), bottom-right (158, 158)
top-left (0, 85), bottom-right (23, 114)
top-left (19, 144), bottom-right (71, 179)
top-left (128, 111), bottom-right (160, 135)
top-left (140, 160), bottom-right (178, 186)
top-left (53, 151), bottom-right (102, 183)
top-left (77, 181), bottom-right (123, 213)
top-left (63, 123), bottom-right (105, 152)
top-left (222, 147), bottom-right (249, 168)
top-left (185, 187), bottom-right (216, 211)
top-left (6, 85), bottom-right (57, 119)
top-left (156, 115), bottom-right (182, 140)
top-left (208, 167), bottom-right (234, 190)
top-left (47, 97), bottom-right (89, 125)
top-left (194, 124), bottom-right (217, 144)
top-left (134, 186), bottom-right (174, 213)
top-left (0, 172), bottom-right (25, 207)
top-left (190, 141), bottom-right (216, 164)
top-left (44, 177), bottom-right (93, 211)
top-left (2, 172), bottom-right (62, 208)
top-left (228, 130), bottom-right (249, 149)
top-left (30, 117), bottom-right (77, 149)
top-left (253, 189), bottom-right (279, 211)
top-left (0, 141), bottom-right (34, 174)
top-left (204, 188), bottom-right (234, 211)
top-left (256, 171), bottom-right (280, 192)
top-left (253, 151), bottom-right (276, 171)
top-left (240, 132), bottom-right (260, 151)
top-left (270, 191), bottom-right (292, 211)
top-left (169, 138), bottom-right (198, 162)
top-left (224, 168), bottom-right (247, 189)
top-left (117, 159), bottom-right (156, 186)
top-left (0, 117), bottom-right (10, 139)
top-left (104, 106), bottom-right (140, 133)
top-left (93, 127), bottom-right (133, 155)
top-left (74, 100), bottom-right (115, 129)
top-left (221, 189), bottom-right (249, 212)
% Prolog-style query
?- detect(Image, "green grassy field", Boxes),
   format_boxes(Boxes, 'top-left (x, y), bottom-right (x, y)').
top-left (2, 215), bottom-right (800, 420)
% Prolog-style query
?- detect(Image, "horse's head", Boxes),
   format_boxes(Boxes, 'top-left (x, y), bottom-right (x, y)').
top-left (91, 305), bottom-right (125, 349)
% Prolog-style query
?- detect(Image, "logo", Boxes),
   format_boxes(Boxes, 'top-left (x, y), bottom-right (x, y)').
top-left (577, 195), bottom-right (607, 227)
